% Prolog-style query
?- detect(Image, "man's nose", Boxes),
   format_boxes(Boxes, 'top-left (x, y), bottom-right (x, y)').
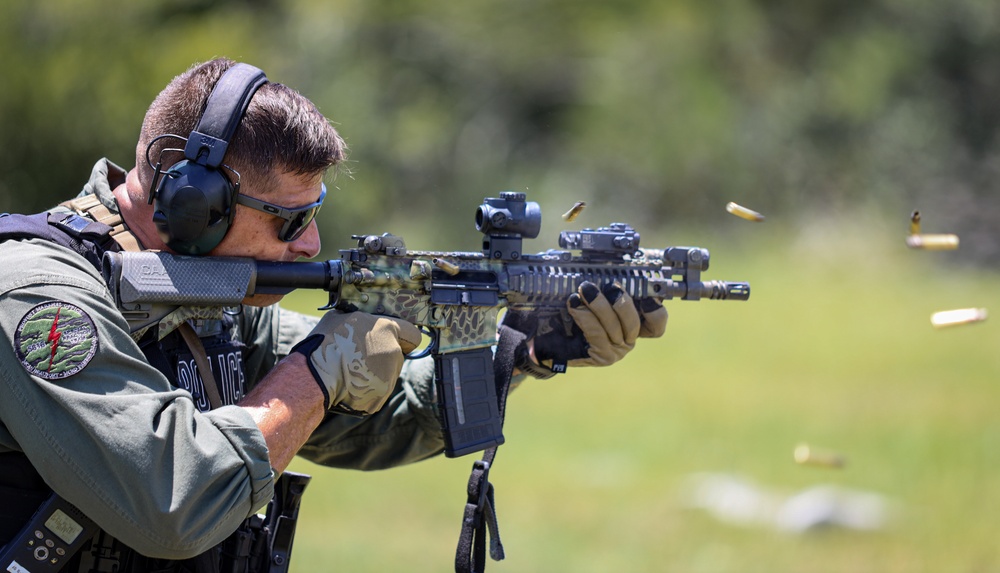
top-left (291, 220), bottom-right (322, 259)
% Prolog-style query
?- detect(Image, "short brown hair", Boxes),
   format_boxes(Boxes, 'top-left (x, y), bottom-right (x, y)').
top-left (136, 58), bottom-right (346, 198)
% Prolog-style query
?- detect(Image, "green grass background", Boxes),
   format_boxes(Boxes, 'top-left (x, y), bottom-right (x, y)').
top-left (280, 210), bottom-right (1000, 572)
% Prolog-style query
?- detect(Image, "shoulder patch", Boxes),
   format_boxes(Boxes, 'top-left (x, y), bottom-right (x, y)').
top-left (14, 301), bottom-right (99, 380)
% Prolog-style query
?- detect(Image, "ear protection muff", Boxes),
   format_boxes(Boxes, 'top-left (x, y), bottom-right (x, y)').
top-left (147, 63), bottom-right (268, 255)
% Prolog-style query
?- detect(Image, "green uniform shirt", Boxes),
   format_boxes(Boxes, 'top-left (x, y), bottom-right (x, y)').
top-left (0, 159), bottom-right (444, 559)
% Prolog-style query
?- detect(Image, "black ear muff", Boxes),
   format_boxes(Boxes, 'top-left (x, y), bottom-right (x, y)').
top-left (151, 160), bottom-right (235, 255)
top-left (149, 63), bottom-right (267, 255)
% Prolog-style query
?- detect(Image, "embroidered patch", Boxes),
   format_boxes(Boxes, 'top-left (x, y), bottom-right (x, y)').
top-left (14, 301), bottom-right (99, 380)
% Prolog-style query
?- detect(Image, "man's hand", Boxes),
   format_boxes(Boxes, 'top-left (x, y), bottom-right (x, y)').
top-left (503, 281), bottom-right (668, 377)
top-left (292, 311), bottom-right (422, 415)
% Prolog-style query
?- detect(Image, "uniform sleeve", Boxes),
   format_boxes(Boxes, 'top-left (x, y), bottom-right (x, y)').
top-left (0, 240), bottom-right (274, 559)
top-left (239, 304), bottom-right (446, 470)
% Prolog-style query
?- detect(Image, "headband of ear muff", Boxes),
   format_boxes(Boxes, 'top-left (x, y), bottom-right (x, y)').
top-left (150, 63), bottom-right (268, 255)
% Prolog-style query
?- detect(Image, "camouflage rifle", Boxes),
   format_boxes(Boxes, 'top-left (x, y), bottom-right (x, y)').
top-left (102, 192), bottom-right (749, 457)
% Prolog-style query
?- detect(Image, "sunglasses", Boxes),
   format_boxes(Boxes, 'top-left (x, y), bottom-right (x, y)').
top-left (235, 183), bottom-right (327, 242)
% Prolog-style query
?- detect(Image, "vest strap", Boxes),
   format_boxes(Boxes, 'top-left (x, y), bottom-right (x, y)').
top-left (177, 322), bottom-right (224, 410)
top-left (60, 195), bottom-right (144, 252)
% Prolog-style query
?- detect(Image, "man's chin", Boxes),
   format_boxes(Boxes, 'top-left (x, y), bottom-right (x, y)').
top-left (242, 293), bottom-right (285, 307)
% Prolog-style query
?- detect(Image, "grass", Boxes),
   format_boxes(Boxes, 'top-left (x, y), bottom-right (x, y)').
top-left (280, 212), bottom-right (1000, 572)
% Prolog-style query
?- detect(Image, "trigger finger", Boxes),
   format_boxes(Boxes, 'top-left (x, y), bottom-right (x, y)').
top-left (387, 317), bottom-right (423, 354)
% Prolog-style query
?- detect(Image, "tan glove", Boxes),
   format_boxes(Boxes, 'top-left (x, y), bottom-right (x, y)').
top-left (292, 311), bottom-right (422, 415)
top-left (563, 281), bottom-right (667, 367)
top-left (637, 296), bottom-right (669, 339)
top-left (505, 281), bottom-right (669, 377)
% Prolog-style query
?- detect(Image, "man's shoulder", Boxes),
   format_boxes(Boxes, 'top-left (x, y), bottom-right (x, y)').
top-left (0, 238), bottom-right (108, 296)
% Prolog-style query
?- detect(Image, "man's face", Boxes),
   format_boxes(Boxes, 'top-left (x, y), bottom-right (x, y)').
top-left (211, 169), bottom-right (326, 306)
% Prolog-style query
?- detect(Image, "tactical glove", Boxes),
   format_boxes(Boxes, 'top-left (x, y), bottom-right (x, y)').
top-left (292, 311), bottom-right (422, 415)
top-left (503, 281), bottom-right (668, 378)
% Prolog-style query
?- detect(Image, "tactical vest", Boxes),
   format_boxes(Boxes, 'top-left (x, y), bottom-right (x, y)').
top-left (0, 204), bottom-right (306, 573)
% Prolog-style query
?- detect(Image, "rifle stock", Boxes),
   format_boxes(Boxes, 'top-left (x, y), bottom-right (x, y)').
top-left (102, 192), bottom-right (749, 457)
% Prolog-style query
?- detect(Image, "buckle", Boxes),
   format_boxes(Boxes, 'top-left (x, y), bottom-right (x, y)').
top-left (466, 460), bottom-right (491, 510)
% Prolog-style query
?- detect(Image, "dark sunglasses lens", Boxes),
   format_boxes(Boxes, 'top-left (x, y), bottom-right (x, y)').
top-left (281, 205), bottom-right (320, 241)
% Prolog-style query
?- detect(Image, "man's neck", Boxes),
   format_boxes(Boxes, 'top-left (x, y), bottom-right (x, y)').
top-left (113, 169), bottom-right (168, 252)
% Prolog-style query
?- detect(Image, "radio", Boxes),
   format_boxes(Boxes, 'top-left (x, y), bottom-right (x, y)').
top-left (0, 493), bottom-right (97, 573)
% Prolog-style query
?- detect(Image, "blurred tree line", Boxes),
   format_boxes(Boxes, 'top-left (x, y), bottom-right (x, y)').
top-left (2, 0), bottom-right (999, 259)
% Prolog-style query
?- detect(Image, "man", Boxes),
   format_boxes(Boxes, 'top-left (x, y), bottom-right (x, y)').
top-left (0, 58), bottom-right (666, 571)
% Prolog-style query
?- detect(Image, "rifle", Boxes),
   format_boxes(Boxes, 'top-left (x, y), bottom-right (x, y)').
top-left (102, 192), bottom-right (749, 458)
